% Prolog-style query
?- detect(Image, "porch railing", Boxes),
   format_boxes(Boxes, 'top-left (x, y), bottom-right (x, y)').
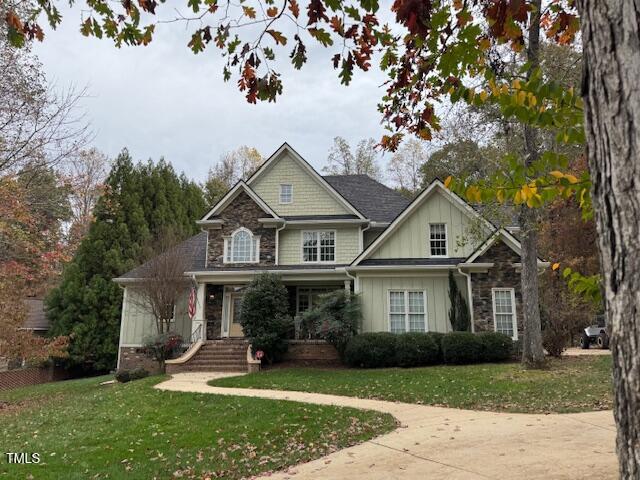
top-left (175, 323), bottom-right (203, 357)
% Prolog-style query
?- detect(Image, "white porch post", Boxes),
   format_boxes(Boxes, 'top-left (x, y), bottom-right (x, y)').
top-left (344, 280), bottom-right (351, 294)
top-left (192, 282), bottom-right (206, 341)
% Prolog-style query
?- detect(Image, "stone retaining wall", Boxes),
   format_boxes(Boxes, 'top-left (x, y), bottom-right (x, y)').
top-left (118, 347), bottom-right (162, 374)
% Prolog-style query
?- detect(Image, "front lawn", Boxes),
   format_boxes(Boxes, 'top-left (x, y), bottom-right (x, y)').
top-left (211, 355), bottom-right (613, 413)
top-left (0, 376), bottom-right (395, 479)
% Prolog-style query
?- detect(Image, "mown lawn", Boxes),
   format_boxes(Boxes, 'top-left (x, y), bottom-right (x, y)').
top-left (212, 356), bottom-right (613, 413)
top-left (0, 375), bottom-right (396, 479)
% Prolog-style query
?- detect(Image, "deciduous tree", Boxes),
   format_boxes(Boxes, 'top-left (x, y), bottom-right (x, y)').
top-left (203, 146), bottom-right (262, 206)
top-left (387, 138), bottom-right (426, 197)
top-left (0, 36), bottom-right (89, 174)
top-left (62, 148), bottom-right (109, 247)
top-left (0, 174), bottom-right (69, 364)
top-left (324, 137), bottom-right (382, 180)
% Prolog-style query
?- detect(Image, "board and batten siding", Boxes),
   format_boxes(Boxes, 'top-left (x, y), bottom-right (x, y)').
top-left (120, 288), bottom-right (191, 345)
top-left (358, 274), bottom-right (469, 333)
top-left (370, 190), bottom-right (485, 259)
top-left (251, 153), bottom-right (351, 216)
top-left (278, 227), bottom-right (360, 264)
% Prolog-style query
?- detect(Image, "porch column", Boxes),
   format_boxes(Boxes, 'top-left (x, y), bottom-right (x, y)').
top-left (191, 283), bottom-right (206, 342)
top-left (344, 280), bottom-right (351, 294)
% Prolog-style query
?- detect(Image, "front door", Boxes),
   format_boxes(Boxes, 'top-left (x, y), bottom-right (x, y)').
top-left (228, 293), bottom-right (244, 337)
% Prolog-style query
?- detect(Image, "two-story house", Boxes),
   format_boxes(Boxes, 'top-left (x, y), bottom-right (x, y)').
top-left (115, 143), bottom-right (545, 371)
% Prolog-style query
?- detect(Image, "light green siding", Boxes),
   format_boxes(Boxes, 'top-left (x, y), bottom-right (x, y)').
top-left (370, 189), bottom-right (486, 259)
top-left (358, 274), bottom-right (469, 333)
top-left (251, 152), bottom-right (352, 216)
top-left (279, 227), bottom-right (361, 264)
top-left (120, 288), bottom-right (191, 345)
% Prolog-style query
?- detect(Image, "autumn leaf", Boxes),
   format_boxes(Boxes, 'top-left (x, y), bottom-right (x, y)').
top-left (552, 262), bottom-right (560, 271)
top-left (266, 30), bottom-right (287, 46)
top-left (288, 0), bottom-right (300, 18)
top-left (266, 7), bottom-right (278, 17)
top-left (308, 28), bottom-right (333, 47)
top-left (444, 176), bottom-right (452, 189)
top-left (242, 5), bottom-right (256, 19)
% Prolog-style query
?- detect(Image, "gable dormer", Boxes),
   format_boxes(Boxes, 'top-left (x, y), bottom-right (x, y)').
top-left (352, 180), bottom-right (493, 265)
top-left (247, 144), bottom-right (365, 218)
top-left (198, 182), bottom-right (283, 269)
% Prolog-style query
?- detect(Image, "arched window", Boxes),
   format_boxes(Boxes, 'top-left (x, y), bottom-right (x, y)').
top-left (224, 228), bottom-right (260, 263)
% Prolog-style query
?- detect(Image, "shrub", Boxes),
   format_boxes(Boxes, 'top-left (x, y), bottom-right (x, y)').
top-left (442, 332), bottom-right (483, 364)
top-left (115, 368), bottom-right (150, 383)
top-left (115, 370), bottom-right (131, 383)
top-left (240, 273), bottom-right (293, 363)
top-left (426, 332), bottom-right (446, 363)
top-left (300, 290), bottom-right (361, 358)
top-left (143, 332), bottom-right (183, 371)
top-left (395, 333), bottom-right (440, 368)
top-left (130, 367), bottom-right (150, 380)
top-left (344, 333), bottom-right (397, 368)
top-left (477, 332), bottom-right (513, 362)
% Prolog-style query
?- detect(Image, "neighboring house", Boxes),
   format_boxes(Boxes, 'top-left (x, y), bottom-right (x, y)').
top-left (22, 298), bottom-right (50, 336)
top-left (1, 298), bottom-right (50, 372)
top-left (114, 143), bottom-right (546, 370)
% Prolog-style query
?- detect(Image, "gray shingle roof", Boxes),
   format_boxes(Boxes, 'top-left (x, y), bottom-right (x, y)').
top-left (283, 215), bottom-right (360, 221)
top-left (323, 174), bottom-right (410, 223)
top-left (117, 232), bottom-right (208, 280)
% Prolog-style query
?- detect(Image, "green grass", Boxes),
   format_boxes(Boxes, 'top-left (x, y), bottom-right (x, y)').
top-left (211, 356), bottom-right (613, 414)
top-left (0, 375), bottom-right (396, 479)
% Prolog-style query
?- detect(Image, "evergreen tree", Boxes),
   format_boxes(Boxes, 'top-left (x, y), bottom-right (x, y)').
top-left (46, 149), bottom-right (206, 371)
top-left (448, 271), bottom-right (470, 332)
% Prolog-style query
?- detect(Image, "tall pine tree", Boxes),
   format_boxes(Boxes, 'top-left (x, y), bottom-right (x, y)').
top-left (46, 149), bottom-right (206, 371)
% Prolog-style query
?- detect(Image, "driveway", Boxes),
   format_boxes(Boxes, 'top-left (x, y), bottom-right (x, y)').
top-left (156, 373), bottom-right (617, 480)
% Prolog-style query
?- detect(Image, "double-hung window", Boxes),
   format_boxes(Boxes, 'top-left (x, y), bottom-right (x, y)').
top-left (389, 291), bottom-right (427, 333)
top-left (280, 184), bottom-right (293, 204)
top-left (302, 231), bottom-right (335, 263)
top-left (492, 288), bottom-right (517, 339)
top-left (224, 228), bottom-right (259, 263)
top-left (429, 223), bottom-right (447, 257)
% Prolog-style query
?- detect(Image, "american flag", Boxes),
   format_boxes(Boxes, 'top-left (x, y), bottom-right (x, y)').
top-left (188, 284), bottom-right (197, 319)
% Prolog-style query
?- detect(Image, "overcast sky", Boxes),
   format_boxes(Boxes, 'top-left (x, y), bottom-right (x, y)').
top-left (32, 3), bottom-right (397, 185)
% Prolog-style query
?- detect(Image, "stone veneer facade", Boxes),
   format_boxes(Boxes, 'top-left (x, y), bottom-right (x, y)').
top-left (206, 190), bottom-right (276, 268)
top-left (470, 240), bottom-right (523, 335)
top-left (205, 284), bottom-right (224, 339)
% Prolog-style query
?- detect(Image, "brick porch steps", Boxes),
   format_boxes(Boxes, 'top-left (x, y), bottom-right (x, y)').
top-left (166, 339), bottom-right (249, 374)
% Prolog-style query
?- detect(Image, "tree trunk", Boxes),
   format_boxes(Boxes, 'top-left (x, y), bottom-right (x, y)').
top-left (579, 1), bottom-right (640, 476)
top-left (519, 0), bottom-right (545, 367)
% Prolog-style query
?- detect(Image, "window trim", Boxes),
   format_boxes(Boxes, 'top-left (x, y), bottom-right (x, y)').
top-left (223, 227), bottom-right (260, 264)
top-left (300, 230), bottom-right (337, 264)
top-left (387, 289), bottom-right (428, 333)
top-left (296, 286), bottom-right (338, 313)
top-left (429, 223), bottom-right (448, 258)
top-left (491, 287), bottom-right (518, 340)
top-left (279, 184), bottom-right (293, 204)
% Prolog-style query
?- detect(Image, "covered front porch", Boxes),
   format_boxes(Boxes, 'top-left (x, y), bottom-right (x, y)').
top-left (188, 271), bottom-right (353, 341)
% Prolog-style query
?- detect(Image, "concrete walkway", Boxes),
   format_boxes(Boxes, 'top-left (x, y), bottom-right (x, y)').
top-left (156, 373), bottom-right (617, 480)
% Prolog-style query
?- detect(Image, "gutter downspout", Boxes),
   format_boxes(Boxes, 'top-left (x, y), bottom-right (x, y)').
top-left (457, 266), bottom-right (475, 333)
top-left (359, 221), bottom-right (371, 253)
top-left (275, 221), bottom-right (287, 265)
top-left (343, 267), bottom-right (358, 294)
